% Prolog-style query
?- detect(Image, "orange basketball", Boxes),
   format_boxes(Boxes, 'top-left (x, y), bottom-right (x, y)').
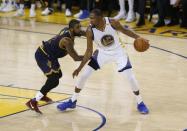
top-left (134, 38), bottom-right (150, 52)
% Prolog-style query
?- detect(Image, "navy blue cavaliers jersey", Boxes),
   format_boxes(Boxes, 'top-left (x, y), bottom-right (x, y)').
top-left (42, 29), bottom-right (71, 59)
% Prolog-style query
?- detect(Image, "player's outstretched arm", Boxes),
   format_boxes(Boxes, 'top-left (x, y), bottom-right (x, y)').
top-left (72, 27), bottom-right (93, 78)
top-left (110, 19), bottom-right (140, 39)
top-left (110, 19), bottom-right (149, 44)
top-left (59, 37), bottom-right (83, 61)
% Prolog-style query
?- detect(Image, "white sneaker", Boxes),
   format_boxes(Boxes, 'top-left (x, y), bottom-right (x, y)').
top-left (74, 10), bottom-right (83, 18)
top-left (29, 9), bottom-right (36, 17)
top-left (113, 11), bottom-right (126, 20)
top-left (0, 3), bottom-right (6, 11)
top-left (41, 8), bottom-right (52, 16)
top-left (14, 9), bottom-right (24, 16)
top-left (2, 3), bottom-right (15, 12)
top-left (65, 9), bottom-right (72, 17)
top-left (125, 11), bottom-right (135, 22)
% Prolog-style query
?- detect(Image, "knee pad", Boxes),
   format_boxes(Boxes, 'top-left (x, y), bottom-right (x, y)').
top-left (40, 73), bottom-right (60, 94)
top-left (47, 73), bottom-right (60, 87)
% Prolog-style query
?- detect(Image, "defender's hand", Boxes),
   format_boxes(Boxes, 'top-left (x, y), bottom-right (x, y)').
top-left (72, 68), bottom-right (81, 78)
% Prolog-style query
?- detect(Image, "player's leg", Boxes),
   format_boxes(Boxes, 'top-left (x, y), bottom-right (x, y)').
top-left (57, 60), bottom-right (98, 111)
top-left (117, 55), bottom-right (149, 114)
top-left (14, 0), bottom-right (24, 16)
top-left (1, 0), bottom-right (15, 12)
top-left (114, 0), bottom-right (126, 20)
top-left (65, 0), bottom-right (72, 16)
top-left (34, 59), bottom-right (62, 102)
top-left (0, 0), bottom-right (6, 11)
top-left (41, 0), bottom-right (54, 15)
top-left (40, 59), bottom-right (63, 100)
top-left (26, 48), bottom-right (61, 113)
top-left (126, 0), bottom-right (135, 22)
top-left (57, 50), bottom-right (106, 111)
top-left (39, 71), bottom-right (61, 101)
top-left (29, 0), bottom-right (36, 17)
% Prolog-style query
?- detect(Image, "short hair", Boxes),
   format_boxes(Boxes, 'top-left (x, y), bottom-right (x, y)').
top-left (90, 9), bottom-right (103, 17)
top-left (69, 19), bottom-right (80, 29)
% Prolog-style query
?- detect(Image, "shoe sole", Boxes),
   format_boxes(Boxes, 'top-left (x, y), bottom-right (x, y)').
top-left (57, 106), bottom-right (76, 112)
top-left (139, 111), bottom-right (149, 114)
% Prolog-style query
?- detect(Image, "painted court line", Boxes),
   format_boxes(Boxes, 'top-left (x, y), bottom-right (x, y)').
top-left (0, 86), bottom-right (106, 131)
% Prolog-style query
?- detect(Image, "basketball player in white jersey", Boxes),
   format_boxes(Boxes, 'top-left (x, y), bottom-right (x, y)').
top-left (57, 9), bottom-right (149, 114)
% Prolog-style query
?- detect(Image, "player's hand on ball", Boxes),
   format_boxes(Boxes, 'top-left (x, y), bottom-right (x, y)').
top-left (134, 37), bottom-right (150, 52)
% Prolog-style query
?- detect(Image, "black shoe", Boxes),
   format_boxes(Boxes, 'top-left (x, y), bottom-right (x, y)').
top-left (136, 18), bottom-right (145, 27)
top-left (154, 21), bottom-right (165, 27)
top-left (180, 22), bottom-right (187, 28)
top-left (167, 20), bottom-right (179, 26)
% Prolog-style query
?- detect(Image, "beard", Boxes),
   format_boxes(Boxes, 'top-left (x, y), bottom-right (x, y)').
top-left (73, 31), bottom-right (82, 37)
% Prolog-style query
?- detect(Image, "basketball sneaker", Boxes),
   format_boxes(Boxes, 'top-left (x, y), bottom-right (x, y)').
top-left (74, 10), bottom-right (83, 18)
top-left (125, 11), bottom-right (135, 22)
top-left (40, 95), bottom-right (53, 103)
top-left (78, 10), bottom-right (89, 21)
top-left (41, 7), bottom-right (53, 16)
top-left (1, 3), bottom-right (15, 12)
top-left (26, 99), bottom-right (42, 114)
top-left (57, 99), bottom-right (77, 111)
top-left (29, 9), bottom-right (36, 18)
top-left (0, 2), bottom-right (6, 12)
top-left (65, 8), bottom-right (72, 17)
top-left (14, 9), bottom-right (24, 16)
top-left (137, 102), bottom-right (149, 114)
top-left (113, 11), bottom-right (126, 20)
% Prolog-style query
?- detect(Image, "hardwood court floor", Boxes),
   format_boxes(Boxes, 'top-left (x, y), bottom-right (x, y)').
top-left (0, 17), bottom-right (187, 131)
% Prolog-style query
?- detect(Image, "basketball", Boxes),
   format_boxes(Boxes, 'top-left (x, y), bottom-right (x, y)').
top-left (134, 38), bottom-right (150, 52)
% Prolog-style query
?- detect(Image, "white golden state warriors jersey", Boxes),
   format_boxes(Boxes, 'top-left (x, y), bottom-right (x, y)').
top-left (91, 17), bottom-right (122, 53)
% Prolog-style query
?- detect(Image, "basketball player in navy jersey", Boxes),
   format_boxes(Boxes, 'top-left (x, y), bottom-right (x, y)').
top-left (26, 19), bottom-right (85, 114)
top-left (57, 9), bottom-right (149, 114)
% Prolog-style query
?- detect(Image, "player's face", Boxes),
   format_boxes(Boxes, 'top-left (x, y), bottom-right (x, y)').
top-left (89, 13), bottom-right (100, 26)
top-left (73, 23), bottom-right (82, 34)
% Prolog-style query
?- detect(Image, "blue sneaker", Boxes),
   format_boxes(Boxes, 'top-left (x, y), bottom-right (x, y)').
top-left (78, 10), bottom-right (89, 21)
top-left (57, 99), bottom-right (77, 111)
top-left (137, 102), bottom-right (149, 114)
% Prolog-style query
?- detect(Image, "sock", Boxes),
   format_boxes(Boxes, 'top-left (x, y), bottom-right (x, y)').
top-left (20, 4), bottom-right (24, 9)
top-left (79, 10), bottom-right (83, 14)
top-left (31, 4), bottom-right (35, 10)
top-left (128, 0), bottom-right (134, 13)
top-left (135, 95), bottom-right (143, 104)
top-left (71, 92), bottom-right (79, 102)
top-left (35, 91), bottom-right (44, 101)
top-left (8, 0), bottom-right (12, 4)
top-left (119, 0), bottom-right (125, 14)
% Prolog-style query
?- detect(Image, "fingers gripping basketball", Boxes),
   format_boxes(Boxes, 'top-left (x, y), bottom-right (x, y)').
top-left (134, 38), bottom-right (150, 52)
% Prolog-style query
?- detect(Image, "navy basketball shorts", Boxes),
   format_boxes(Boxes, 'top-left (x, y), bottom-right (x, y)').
top-left (35, 48), bottom-right (61, 75)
